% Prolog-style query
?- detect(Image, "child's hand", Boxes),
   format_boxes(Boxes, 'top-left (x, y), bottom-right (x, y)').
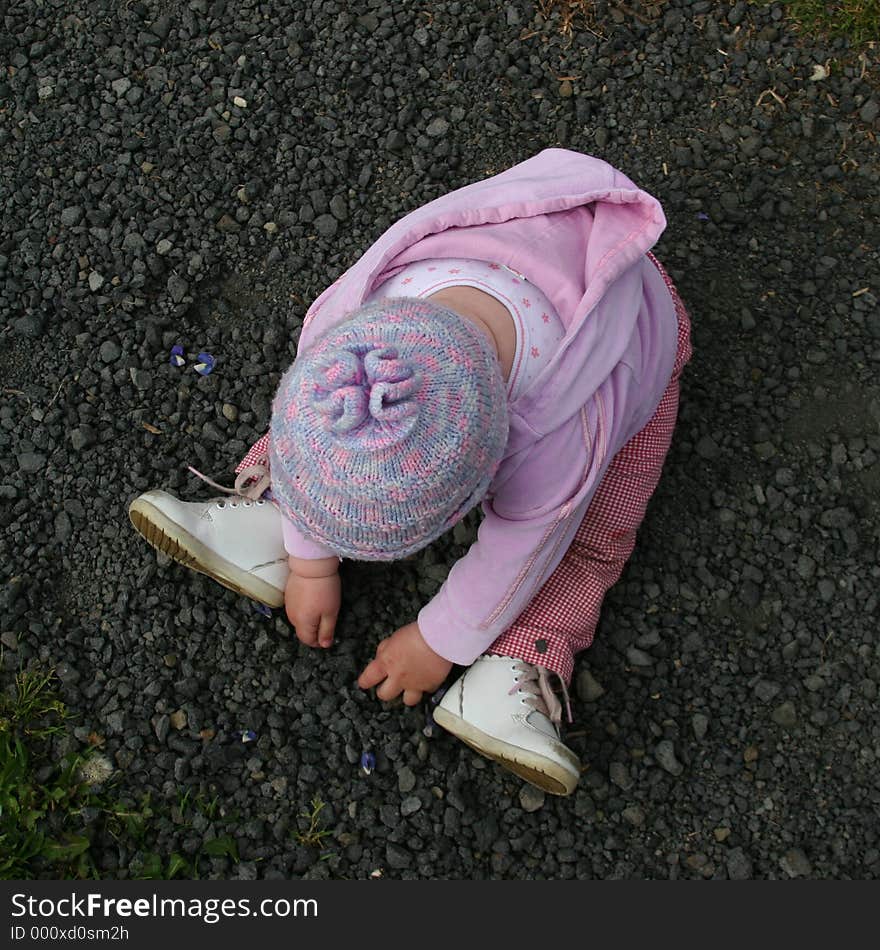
top-left (358, 622), bottom-right (452, 706)
top-left (285, 556), bottom-right (341, 648)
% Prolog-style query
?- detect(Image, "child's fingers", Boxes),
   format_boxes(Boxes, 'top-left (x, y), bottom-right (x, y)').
top-left (294, 616), bottom-right (320, 647)
top-left (375, 676), bottom-right (402, 703)
top-left (402, 689), bottom-right (422, 707)
top-left (317, 614), bottom-right (336, 648)
top-left (358, 658), bottom-right (387, 690)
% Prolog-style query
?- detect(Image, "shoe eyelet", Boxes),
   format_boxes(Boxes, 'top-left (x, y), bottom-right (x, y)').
top-left (256, 500), bottom-right (265, 506)
top-left (243, 500), bottom-right (252, 507)
top-left (230, 501), bottom-right (238, 508)
top-left (217, 502), bottom-right (226, 510)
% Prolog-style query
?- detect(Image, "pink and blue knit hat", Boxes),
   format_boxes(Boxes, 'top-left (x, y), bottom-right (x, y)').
top-left (269, 296), bottom-right (509, 560)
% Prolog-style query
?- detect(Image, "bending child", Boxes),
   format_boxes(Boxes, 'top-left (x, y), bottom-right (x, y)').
top-left (129, 148), bottom-right (692, 796)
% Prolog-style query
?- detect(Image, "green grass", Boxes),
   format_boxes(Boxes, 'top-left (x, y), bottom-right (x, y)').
top-left (1, 667), bottom-right (99, 878)
top-left (0, 665), bottom-right (240, 880)
top-left (292, 795), bottom-right (334, 850)
top-left (538, 1), bottom-right (879, 44)
top-left (769, 1), bottom-right (879, 45)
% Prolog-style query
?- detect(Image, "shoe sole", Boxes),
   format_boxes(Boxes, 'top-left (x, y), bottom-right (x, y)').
top-left (128, 497), bottom-right (285, 608)
top-left (433, 705), bottom-right (579, 796)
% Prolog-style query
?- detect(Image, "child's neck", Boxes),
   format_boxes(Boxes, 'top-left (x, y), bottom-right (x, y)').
top-left (427, 287), bottom-right (515, 382)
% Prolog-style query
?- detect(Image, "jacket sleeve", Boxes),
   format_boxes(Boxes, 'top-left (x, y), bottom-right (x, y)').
top-left (281, 516), bottom-right (340, 560)
top-left (417, 411), bottom-right (604, 665)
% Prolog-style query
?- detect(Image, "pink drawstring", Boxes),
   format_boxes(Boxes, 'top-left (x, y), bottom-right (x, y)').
top-left (187, 463), bottom-right (271, 501)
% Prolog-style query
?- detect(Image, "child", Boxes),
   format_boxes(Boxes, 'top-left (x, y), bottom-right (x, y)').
top-left (129, 148), bottom-right (692, 797)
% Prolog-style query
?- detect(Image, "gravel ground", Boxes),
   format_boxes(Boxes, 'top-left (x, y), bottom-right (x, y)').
top-left (2, 0), bottom-right (879, 880)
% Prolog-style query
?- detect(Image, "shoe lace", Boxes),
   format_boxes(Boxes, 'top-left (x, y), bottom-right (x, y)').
top-left (187, 463), bottom-right (271, 501)
top-left (509, 660), bottom-right (573, 725)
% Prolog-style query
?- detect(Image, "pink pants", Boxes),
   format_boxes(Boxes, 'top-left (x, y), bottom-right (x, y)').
top-left (487, 254), bottom-right (692, 682)
top-left (238, 256), bottom-right (692, 684)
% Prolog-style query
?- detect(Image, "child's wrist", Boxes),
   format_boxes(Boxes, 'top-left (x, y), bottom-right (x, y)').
top-left (288, 555), bottom-right (340, 579)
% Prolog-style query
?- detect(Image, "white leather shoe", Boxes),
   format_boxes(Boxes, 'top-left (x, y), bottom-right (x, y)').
top-left (128, 490), bottom-right (288, 607)
top-left (433, 655), bottom-right (582, 796)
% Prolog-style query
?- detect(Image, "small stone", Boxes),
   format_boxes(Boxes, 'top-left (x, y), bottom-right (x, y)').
top-left (61, 206), bottom-right (83, 227)
top-left (726, 847), bottom-right (753, 880)
top-left (169, 709), bottom-right (187, 730)
top-left (384, 129), bottom-right (407, 153)
top-left (654, 740), bottom-right (683, 776)
top-left (772, 701), bottom-right (798, 728)
top-left (129, 367), bottom-right (151, 390)
top-left (559, 79), bottom-right (573, 98)
top-left (714, 827), bottom-right (731, 843)
top-left (156, 238), bottom-right (173, 255)
top-left (55, 661), bottom-right (80, 684)
top-left (519, 785), bottom-right (545, 812)
top-left (754, 680), bottom-right (781, 702)
top-left (88, 271), bottom-right (105, 292)
top-left (817, 579), bottom-right (836, 602)
top-left (167, 275), bottom-right (188, 303)
top-left (221, 403), bottom-right (238, 422)
top-left (859, 100), bottom-right (879, 124)
top-left (696, 435), bottom-right (720, 459)
top-left (622, 805), bottom-right (645, 826)
top-left (70, 426), bottom-right (97, 451)
top-left (626, 646), bottom-right (653, 667)
top-left (397, 766), bottom-right (416, 794)
top-left (400, 796), bottom-right (421, 817)
top-left (0, 631), bottom-right (19, 650)
top-left (609, 762), bottom-right (633, 790)
top-left (779, 848), bottom-right (812, 878)
top-left (743, 745), bottom-right (759, 764)
top-left (111, 77), bottom-right (132, 97)
top-left (692, 713), bottom-right (709, 740)
top-left (313, 214), bottom-right (338, 238)
top-left (216, 214), bottom-right (240, 233)
top-left (576, 668), bottom-right (605, 702)
top-left (233, 95), bottom-right (247, 108)
top-left (18, 452), bottom-right (46, 474)
top-left (426, 117), bottom-right (449, 137)
top-left (385, 843), bottom-right (412, 869)
top-left (99, 340), bottom-right (121, 363)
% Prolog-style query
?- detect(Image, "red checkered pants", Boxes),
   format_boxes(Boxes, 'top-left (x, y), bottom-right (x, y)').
top-left (486, 254), bottom-right (692, 683)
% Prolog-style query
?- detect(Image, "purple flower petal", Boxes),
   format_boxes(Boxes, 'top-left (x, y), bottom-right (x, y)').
top-left (696, 212), bottom-right (710, 221)
top-left (360, 750), bottom-right (376, 775)
top-left (254, 603), bottom-right (272, 618)
top-left (194, 352), bottom-right (215, 376)
top-left (169, 344), bottom-right (185, 368)
top-left (241, 729), bottom-right (257, 743)
top-left (429, 687), bottom-right (446, 706)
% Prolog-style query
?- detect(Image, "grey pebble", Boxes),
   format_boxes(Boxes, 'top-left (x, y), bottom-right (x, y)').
top-left (726, 847), bottom-right (753, 880)
top-left (779, 848), bottom-right (812, 878)
top-left (99, 340), bottom-right (121, 363)
top-left (654, 740), bottom-right (683, 776)
top-left (385, 843), bottom-right (412, 869)
top-left (772, 702), bottom-right (798, 728)
top-left (519, 785), bottom-right (545, 812)
top-left (692, 713), bottom-right (709, 740)
top-left (575, 668), bottom-right (605, 702)
top-left (397, 766), bottom-right (416, 794)
top-left (18, 452), bottom-right (46, 473)
top-left (313, 214), bottom-right (338, 238)
top-left (622, 805), bottom-right (645, 826)
top-left (400, 796), bottom-right (422, 817)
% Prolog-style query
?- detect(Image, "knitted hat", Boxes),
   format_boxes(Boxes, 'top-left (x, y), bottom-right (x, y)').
top-left (269, 296), bottom-right (509, 560)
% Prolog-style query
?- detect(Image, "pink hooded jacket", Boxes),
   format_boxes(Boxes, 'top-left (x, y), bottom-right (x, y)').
top-left (286, 148), bottom-right (678, 665)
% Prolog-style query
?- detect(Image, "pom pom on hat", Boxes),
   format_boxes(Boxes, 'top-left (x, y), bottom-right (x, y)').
top-left (269, 297), bottom-right (509, 560)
